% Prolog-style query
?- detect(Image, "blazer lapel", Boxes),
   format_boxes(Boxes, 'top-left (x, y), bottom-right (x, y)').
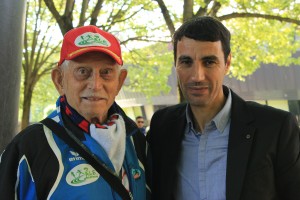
top-left (163, 104), bottom-right (187, 199)
top-left (226, 90), bottom-right (256, 200)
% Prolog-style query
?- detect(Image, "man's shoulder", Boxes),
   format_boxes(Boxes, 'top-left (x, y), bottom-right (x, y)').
top-left (154, 103), bottom-right (186, 116)
top-left (151, 103), bottom-right (186, 127)
top-left (2, 123), bottom-right (48, 159)
top-left (231, 89), bottom-right (292, 119)
top-left (235, 99), bottom-right (297, 127)
top-left (245, 100), bottom-right (291, 117)
top-left (14, 123), bottom-right (45, 141)
top-left (13, 121), bottom-right (65, 154)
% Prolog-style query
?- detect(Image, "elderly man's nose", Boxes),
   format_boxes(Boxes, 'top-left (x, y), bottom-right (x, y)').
top-left (88, 73), bottom-right (102, 90)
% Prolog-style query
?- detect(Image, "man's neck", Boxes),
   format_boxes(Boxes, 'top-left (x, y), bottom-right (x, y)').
top-left (190, 97), bottom-right (227, 132)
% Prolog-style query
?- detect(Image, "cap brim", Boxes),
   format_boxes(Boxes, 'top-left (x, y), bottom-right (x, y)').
top-left (59, 47), bottom-right (123, 66)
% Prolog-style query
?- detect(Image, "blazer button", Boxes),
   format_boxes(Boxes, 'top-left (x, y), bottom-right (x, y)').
top-left (245, 134), bottom-right (251, 139)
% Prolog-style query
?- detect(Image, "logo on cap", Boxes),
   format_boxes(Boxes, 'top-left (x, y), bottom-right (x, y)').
top-left (75, 32), bottom-right (111, 47)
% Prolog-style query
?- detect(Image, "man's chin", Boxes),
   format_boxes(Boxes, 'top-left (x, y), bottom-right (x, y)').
top-left (187, 97), bottom-right (207, 107)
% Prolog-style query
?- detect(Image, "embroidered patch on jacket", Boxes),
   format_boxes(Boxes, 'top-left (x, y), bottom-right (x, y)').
top-left (131, 168), bottom-right (141, 179)
top-left (66, 164), bottom-right (100, 186)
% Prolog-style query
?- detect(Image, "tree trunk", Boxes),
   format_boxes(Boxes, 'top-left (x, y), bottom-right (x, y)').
top-left (21, 80), bottom-right (34, 129)
top-left (183, 0), bottom-right (194, 21)
top-left (0, 0), bottom-right (26, 152)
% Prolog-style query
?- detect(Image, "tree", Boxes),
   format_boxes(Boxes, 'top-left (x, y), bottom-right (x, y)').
top-left (123, 43), bottom-right (173, 97)
top-left (43, 0), bottom-right (158, 37)
top-left (42, 0), bottom-right (300, 103)
top-left (21, 0), bottom-right (61, 129)
top-left (153, 0), bottom-right (300, 101)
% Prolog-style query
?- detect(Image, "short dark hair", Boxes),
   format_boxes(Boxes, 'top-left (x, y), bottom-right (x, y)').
top-left (172, 16), bottom-right (231, 63)
top-left (136, 116), bottom-right (144, 120)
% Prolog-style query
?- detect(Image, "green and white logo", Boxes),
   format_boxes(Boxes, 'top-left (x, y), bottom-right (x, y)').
top-left (75, 32), bottom-right (111, 47)
top-left (66, 164), bottom-right (100, 186)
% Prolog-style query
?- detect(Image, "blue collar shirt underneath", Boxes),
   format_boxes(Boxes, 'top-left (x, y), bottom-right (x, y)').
top-left (174, 90), bottom-right (232, 200)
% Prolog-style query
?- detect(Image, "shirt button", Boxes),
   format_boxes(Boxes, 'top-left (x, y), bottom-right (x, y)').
top-left (245, 134), bottom-right (251, 139)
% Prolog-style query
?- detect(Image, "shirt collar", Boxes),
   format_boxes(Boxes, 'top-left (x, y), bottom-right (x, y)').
top-left (185, 88), bottom-right (232, 133)
top-left (213, 89), bottom-right (232, 133)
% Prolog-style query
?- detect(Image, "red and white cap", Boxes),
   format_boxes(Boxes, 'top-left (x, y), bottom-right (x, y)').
top-left (58, 25), bottom-right (123, 66)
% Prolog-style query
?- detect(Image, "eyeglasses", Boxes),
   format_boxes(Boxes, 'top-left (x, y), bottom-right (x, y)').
top-left (137, 121), bottom-right (144, 123)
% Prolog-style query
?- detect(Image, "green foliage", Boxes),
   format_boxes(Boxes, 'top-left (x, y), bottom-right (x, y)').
top-left (235, 0), bottom-right (295, 13)
top-left (30, 74), bottom-right (58, 122)
top-left (104, 1), bottom-right (169, 48)
top-left (123, 42), bottom-right (173, 98)
top-left (228, 18), bottom-right (300, 79)
top-left (19, 66), bottom-right (58, 122)
top-left (123, 0), bottom-right (300, 102)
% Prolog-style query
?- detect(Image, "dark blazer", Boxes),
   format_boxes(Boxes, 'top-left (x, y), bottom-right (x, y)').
top-left (148, 87), bottom-right (300, 200)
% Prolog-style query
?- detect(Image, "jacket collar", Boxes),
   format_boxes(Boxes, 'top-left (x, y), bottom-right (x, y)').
top-left (59, 101), bottom-right (139, 141)
top-left (225, 86), bottom-right (256, 200)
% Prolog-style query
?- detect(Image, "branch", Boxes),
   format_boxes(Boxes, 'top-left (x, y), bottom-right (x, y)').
top-left (154, 0), bottom-right (175, 35)
top-left (108, 6), bottom-right (144, 29)
top-left (37, 61), bottom-right (57, 79)
top-left (218, 12), bottom-right (300, 25)
top-left (208, 1), bottom-right (221, 17)
top-left (105, 2), bottom-right (127, 30)
top-left (33, 31), bottom-right (46, 72)
top-left (90, 0), bottom-right (104, 25)
top-left (79, 0), bottom-right (89, 26)
top-left (23, 1), bottom-right (30, 72)
top-left (64, 0), bottom-right (74, 17)
top-left (43, 0), bottom-right (73, 34)
top-left (195, 0), bottom-right (212, 16)
top-left (183, 0), bottom-right (193, 21)
top-left (33, 23), bottom-right (54, 72)
top-left (121, 36), bottom-right (169, 45)
top-left (35, 41), bottom-right (61, 81)
top-left (43, 0), bottom-right (61, 26)
top-left (108, 1), bottom-right (128, 26)
top-left (39, 33), bottom-right (61, 68)
top-left (29, 0), bottom-right (43, 74)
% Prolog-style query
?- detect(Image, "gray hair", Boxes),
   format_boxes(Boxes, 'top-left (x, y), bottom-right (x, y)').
top-left (59, 59), bottom-right (124, 75)
top-left (60, 60), bottom-right (70, 71)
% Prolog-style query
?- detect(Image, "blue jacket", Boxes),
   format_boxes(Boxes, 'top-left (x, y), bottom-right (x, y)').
top-left (0, 103), bottom-right (150, 200)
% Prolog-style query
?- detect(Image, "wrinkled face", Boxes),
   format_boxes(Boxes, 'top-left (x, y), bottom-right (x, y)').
top-left (176, 37), bottom-right (231, 109)
top-left (52, 52), bottom-right (127, 123)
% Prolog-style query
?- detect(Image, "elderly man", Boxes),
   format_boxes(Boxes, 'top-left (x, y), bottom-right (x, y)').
top-left (0, 25), bottom-right (149, 200)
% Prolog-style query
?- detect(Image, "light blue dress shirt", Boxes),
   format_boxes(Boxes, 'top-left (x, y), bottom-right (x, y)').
top-left (175, 90), bottom-right (232, 200)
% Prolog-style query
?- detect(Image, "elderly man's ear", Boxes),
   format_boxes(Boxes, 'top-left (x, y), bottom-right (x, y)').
top-left (51, 68), bottom-right (64, 95)
top-left (117, 69), bottom-right (128, 92)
